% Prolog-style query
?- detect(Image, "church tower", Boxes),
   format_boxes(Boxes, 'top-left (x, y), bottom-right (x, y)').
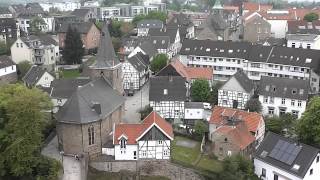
top-left (89, 25), bottom-right (123, 94)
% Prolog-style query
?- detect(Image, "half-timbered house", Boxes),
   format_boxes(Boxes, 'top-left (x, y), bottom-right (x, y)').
top-left (122, 52), bottom-right (150, 93)
top-left (112, 111), bottom-right (174, 160)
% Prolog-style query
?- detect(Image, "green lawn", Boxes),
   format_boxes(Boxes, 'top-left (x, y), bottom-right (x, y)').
top-left (171, 136), bottom-right (223, 174)
top-left (61, 69), bottom-right (81, 79)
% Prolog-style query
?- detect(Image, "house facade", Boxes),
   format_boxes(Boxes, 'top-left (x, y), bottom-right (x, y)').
top-left (0, 55), bottom-right (17, 85)
top-left (137, 19), bottom-right (163, 37)
top-left (254, 132), bottom-right (320, 180)
top-left (110, 111), bottom-right (174, 160)
top-left (23, 65), bottom-right (55, 87)
top-left (11, 34), bottom-right (59, 71)
top-left (184, 102), bottom-right (209, 126)
top-left (243, 12), bottom-right (271, 43)
top-left (218, 70), bottom-right (254, 110)
top-left (40, 2), bottom-right (81, 12)
top-left (179, 39), bottom-right (320, 93)
top-left (258, 76), bottom-right (309, 118)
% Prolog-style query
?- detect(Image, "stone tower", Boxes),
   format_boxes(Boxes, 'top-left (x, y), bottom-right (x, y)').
top-left (90, 25), bottom-right (123, 94)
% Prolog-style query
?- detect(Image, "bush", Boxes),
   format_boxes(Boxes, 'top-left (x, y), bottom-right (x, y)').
top-left (35, 156), bottom-right (61, 180)
top-left (139, 105), bottom-right (153, 120)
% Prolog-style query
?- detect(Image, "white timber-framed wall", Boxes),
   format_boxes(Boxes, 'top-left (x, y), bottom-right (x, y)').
top-left (150, 101), bottom-right (185, 119)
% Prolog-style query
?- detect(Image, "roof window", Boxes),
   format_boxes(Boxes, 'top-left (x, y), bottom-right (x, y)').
top-left (265, 85), bottom-right (270, 91)
top-left (292, 164), bottom-right (300, 171)
top-left (206, 48), bottom-right (210, 52)
top-left (299, 89), bottom-right (304, 95)
top-left (163, 89), bottom-right (168, 95)
top-left (292, 88), bottom-right (297, 94)
top-left (185, 48), bottom-right (190, 51)
top-left (306, 58), bottom-right (312, 63)
top-left (220, 49), bottom-right (224, 52)
top-left (228, 49), bottom-right (233, 53)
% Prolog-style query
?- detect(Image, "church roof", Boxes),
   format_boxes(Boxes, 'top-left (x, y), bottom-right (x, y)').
top-left (91, 25), bottom-right (120, 69)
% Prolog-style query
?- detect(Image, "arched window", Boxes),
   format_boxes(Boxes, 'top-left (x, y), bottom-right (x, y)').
top-left (88, 125), bottom-right (94, 145)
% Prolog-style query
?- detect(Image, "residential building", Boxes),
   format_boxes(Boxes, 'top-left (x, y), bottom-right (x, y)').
top-left (122, 52), bottom-right (150, 93)
top-left (100, 6), bottom-right (121, 20)
top-left (288, 7), bottom-right (320, 21)
top-left (22, 65), bottom-right (55, 88)
top-left (243, 12), bottom-right (271, 43)
top-left (0, 7), bottom-right (13, 18)
top-left (149, 76), bottom-right (187, 119)
top-left (209, 106), bottom-right (265, 159)
top-left (0, 55), bottom-right (17, 85)
top-left (53, 15), bottom-right (80, 32)
top-left (184, 102), bottom-right (209, 126)
top-left (137, 19), bottom-right (163, 37)
top-left (218, 70), bottom-right (254, 110)
top-left (209, 106), bottom-right (265, 149)
top-left (178, 39), bottom-right (320, 93)
top-left (49, 77), bottom-right (91, 112)
top-left (167, 13), bottom-right (195, 39)
top-left (71, 8), bottom-right (97, 22)
top-left (0, 18), bottom-right (19, 45)
top-left (83, 1), bottom-right (100, 7)
top-left (131, 6), bottom-right (145, 16)
top-left (39, 1), bottom-right (81, 12)
top-left (258, 76), bottom-right (309, 118)
top-left (128, 40), bottom-right (158, 61)
top-left (242, 2), bottom-right (273, 15)
top-left (108, 111), bottom-right (173, 160)
top-left (9, 3), bottom-right (45, 18)
top-left (254, 132), bottom-right (320, 180)
top-left (11, 34), bottom-right (59, 71)
top-left (58, 22), bottom-right (100, 52)
top-left (56, 25), bottom-right (125, 158)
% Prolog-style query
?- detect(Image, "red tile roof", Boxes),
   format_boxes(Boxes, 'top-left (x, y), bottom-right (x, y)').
top-left (114, 111), bottom-right (174, 145)
top-left (171, 60), bottom-right (213, 81)
top-left (215, 126), bottom-right (255, 150)
top-left (209, 106), bottom-right (263, 132)
top-left (243, 2), bottom-right (273, 12)
top-left (288, 7), bottom-right (320, 20)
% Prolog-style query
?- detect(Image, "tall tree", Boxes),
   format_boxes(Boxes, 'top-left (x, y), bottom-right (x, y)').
top-left (297, 96), bottom-right (320, 146)
top-left (62, 25), bottom-right (84, 64)
top-left (150, 54), bottom-right (168, 73)
top-left (0, 84), bottom-right (52, 177)
top-left (191, 79), bottom-right (211, 102)
top-left (304, 12), bottom-right (319, 22)
top-left (30, 16), bottom-right (46, 34)
top-left (245, 98), bottom-right (262, 113)
top-left (132, 11), bottom-right (168, 25)
top-left (209, 82), bottom-right (223, 105)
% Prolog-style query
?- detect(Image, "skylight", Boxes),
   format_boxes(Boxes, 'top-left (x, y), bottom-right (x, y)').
top-left (292, 164), bottom-right (300, 171)
top-left (206, 48), bottom-right (210, 52)
top-left (306, 58), bottom-right (312, 63)
top-left (228, 49), bottom-right (233, 53)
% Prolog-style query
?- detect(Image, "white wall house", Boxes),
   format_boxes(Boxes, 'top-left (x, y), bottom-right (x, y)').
top-left (100, 6), bottom-right (121, 20)
top-left (254, 132), bottom-right (320, 180)
top-left (263, 10), bottom-right (292, 38)
top-left (11, 35), bottom-right (59, 71)
top-left (23, 65), bottom-right (55, 88)
top-left (178, 39), bottom-right (320, 94)
top-left (258, 76), bottom-right (309, 119)
top-left (40, 2), bottom-right (81, 12)
top-left (218, 70), bottom-right (254, 110)
top-left (0, 55), bottom-right (17, 84)
top-left (287, 34), bottom-right (320, 50)
top-left (110, 111), bottom-right (174, 160)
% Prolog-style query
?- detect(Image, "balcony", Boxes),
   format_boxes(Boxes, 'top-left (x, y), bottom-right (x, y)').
top-left (34, 49), bottom-right (44, 57)
top-left (34, 57), bottom-right (44, 65)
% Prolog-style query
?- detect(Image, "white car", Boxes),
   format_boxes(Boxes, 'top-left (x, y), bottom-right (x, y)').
top-left (203, 102), bottom-right (212, 110)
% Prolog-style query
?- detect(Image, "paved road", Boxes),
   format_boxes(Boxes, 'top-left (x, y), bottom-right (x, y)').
top-left (123, 81), bottom-right (150, 123)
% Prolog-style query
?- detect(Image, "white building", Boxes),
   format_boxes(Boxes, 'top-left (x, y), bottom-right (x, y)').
top-left (149, 76), bottom-right (187, 119)
top-left (178, 39), bottom-right (320, 93)
top-left (83, 1), bottom-right (100, 7)
top-left (218, 70), bottom-right (254, 110)
top-left (287, 34), bottom-right (320, 50)
top-left (254, 132), bottom-right (320, 180)
top-left (137, 19), bottom-right (163, 37)
top-left (40, 2), bottom-right (81, 12)
top-left (17, 16), bottom-right (54, 33)
top-left (100, 6), bottom-right (121, 20)
top-left (110, 111), bottom-right (174, 160)
top-left (131, 6), bottom-right (145, 16)
top-left (0, 55), bottom-right (17, 85)
top-left (11, 34), bottom-right (59, 71)
top-left (258, 76), bottom-right (309, 119)
top-left (23, 65), bottom-right (55, 88)
top-left (122, 52), bottom-right (150, 93)
top-left (184, 102), bottom-right (212, 126)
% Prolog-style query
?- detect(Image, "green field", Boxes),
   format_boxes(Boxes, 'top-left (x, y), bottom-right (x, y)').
top-left (61, 69), bottom-right (81, 79)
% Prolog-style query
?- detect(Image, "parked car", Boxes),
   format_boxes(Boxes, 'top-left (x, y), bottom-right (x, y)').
top-left (127, 89), bottom-right (134, 96)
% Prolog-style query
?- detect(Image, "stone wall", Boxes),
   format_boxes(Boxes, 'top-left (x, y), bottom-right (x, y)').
top-left (90, 160), bottom-right (203, 180)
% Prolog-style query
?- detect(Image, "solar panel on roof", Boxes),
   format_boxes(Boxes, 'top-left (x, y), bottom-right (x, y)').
top-left (269, 139), bottom-right (302, 165)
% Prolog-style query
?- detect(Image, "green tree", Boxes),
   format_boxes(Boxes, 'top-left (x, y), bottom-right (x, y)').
top-left (297, 96), bottom-right (320, 146)
top-left (150, 54), bottom-right (168, 73)
top-left (30, 16), bottom-right (46, 34)
top-left (191, 79), bottom-right (211, 102)
top-left (266, 113), bottom-right (296, 135)
top-left (0, 41), bottom-right (8, 55)
top-left (112, 37), bottom-right (121, 53)
top-left (139, 105), bottom-right (153, 120)
top-left (245, 98), bottom-right (262, 112)
top-left (194, 121), bottom-right (207, 137)
top-left (0, 84), bottom-right (52, 177)
top-left (62, 25), bottom-right (84, 64)
top-left (304, 12), bottom-right (319, 22)
top-left (168, 0), bottom-right (181, 11)
top-left (265, 116), bottom-right (283, 134)
top-left (209, 82), bottom-right (223, 105)
top-left (17, 61), bottom-right (32, 79)
top-left (108, 20), bottom-right (122, 37)
top-left (132, 11), bottom-right (168, 25)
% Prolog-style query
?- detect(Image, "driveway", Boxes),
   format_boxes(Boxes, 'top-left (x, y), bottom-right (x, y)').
top-left (123, 81), bottom-right (150, 123)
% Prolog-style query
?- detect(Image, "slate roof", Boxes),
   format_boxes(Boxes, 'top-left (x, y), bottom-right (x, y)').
top-left (137, 19), bottom-right (163, 29)
top-left (180, 39), bottom-right (320, 69)
top-left (149, 76), bottom-right (187, 101)
top-left (287, 20), bottom-right (320, 34)
top-left (255, 132), bottom-right (319, 178)
top-left (287, 34), bottom-right (319, 41)
top-left (0, 55), bottom-right (15, 69)
top-left (148, 28), bottom-right (178, 43)
top-left (0, 7), bottom-right (11, 14)
top-left (20, 34), bottom-right (58, 47)
top-left (258, 76), bottom-right (309, 100)
top-left (50, 78), bottom-right (91, 99)
top-left (139, 41), bottom-right (157, 58)
top-left (92, 25), bottom-right (120, 69)
top-left (149, 36), bottom-right (170, 50)
top-left (127, 52), bottom-right (149, 72)
top-left (58, 22), bottom-right (95, 34)
top-left (56, 77), bottom-right (125, 124)
top-left (22, 66), bottom-right (48, 86)
top-left (114, 111), bottom-right (174, 144)
top-left (71, 8), bottom-right (90, 18)
top-left (209, 106), bottom-right (263, 133)
top-left (185, 102), bottom-right (204, 109)
top-left (232, 70), bottom-right (254, 93)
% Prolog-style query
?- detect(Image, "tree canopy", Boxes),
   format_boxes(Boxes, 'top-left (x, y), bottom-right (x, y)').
top-left (194, 121), bottom-right (208, 137)
top-left (208, 82), bottom-right (223, 105)
top-left (30, 16), bottom-right (46, 34)
top-left (150, 54), bottom-right (168, 73)
top-left (245, 98), bottom-right (262, 113)
top-left (0, 84), bottom-right (59, 179)
top-left (304, 12), bottom-right (319, 22)
top-left (191, 79), bottom-right (211, 102)
top-left (266, 113), bottom-right (297, 136)
top-left (17, 61), bottom-right (32, 79)
top-left (62, 25), bottom-right (84, 65)
top-left (132, 11), bottom-right (168, 25)
top-left (297, 96), bottom-right (320, 146)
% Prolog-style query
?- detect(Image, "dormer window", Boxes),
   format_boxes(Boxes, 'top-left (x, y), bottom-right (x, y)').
top-left (120, 138), bottom-right (126, 149)
top-left (292, 88), bottom-right (297, 94)
top-left (163, 89), bottom-right (168, 95)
